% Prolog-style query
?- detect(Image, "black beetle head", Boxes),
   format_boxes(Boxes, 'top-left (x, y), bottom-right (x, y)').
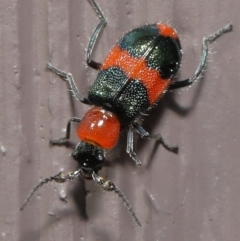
top-left (72, 142), bottom-right (105, 173)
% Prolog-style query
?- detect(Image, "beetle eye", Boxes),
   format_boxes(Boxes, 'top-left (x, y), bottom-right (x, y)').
top-left (98, 154), bottom-right (104, 161)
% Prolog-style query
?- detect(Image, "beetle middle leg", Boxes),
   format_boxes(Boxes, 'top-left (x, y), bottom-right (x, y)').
top-left (132, 122), bottom-right (178, 153)
top-left (46, 62), bottom-right (91, 105)
top-left (126, 127), bottom-right (142, 166)
top-left (127, 122), bottom-right (178, 166)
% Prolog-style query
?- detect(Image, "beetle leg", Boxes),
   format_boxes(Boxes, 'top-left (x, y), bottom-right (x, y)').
top-left (50, 117), bottom-right (81, 145)
top-left (46, 62), bottom-right (91, 104)
top-left (86, 0), bottom-right (107, 70)
top-left (169, 24), bottom-right (232, 89)
top-left (132, 122), bottom-right (178, 154)
top-left (126, 127), bottom-right (142, 166)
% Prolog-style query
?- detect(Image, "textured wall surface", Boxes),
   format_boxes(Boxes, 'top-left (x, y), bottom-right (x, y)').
top-left (0, 0), bottom-right (239, 240)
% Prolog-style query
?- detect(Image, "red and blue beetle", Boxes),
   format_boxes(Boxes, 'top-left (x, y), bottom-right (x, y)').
top-left (20, 0), bottom-right (232, 227)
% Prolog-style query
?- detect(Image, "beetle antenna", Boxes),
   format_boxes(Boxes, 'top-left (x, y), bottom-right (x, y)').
top-left (20, 170), bottom-right (82, 211)
top-left (92, 171), bottom-right (142, 227)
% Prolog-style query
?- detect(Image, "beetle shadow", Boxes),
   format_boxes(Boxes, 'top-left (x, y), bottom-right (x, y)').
top-left (70, 177), bottom-right (89, 219)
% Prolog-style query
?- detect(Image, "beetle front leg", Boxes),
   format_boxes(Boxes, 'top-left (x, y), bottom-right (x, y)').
top-left (50, 117), bottom-right (81, 145)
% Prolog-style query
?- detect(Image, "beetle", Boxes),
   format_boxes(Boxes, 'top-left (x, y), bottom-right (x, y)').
top-left (20, 0), bottom-right (232, 227)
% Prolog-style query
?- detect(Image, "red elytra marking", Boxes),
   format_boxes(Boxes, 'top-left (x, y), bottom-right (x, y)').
top-left (77, 107), bottom-right (120, 149)
top-left (157, 23), bottom-right (178, 39)
top-left (101, 45), bottom-right (170, 104)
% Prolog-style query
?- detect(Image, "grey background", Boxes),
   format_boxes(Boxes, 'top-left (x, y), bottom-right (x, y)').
top-left (0, 0), bottom-right (239, 240)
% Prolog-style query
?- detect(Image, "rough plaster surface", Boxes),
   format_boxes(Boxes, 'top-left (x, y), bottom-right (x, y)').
top-left (0, 0), bottom-right (239, 240)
